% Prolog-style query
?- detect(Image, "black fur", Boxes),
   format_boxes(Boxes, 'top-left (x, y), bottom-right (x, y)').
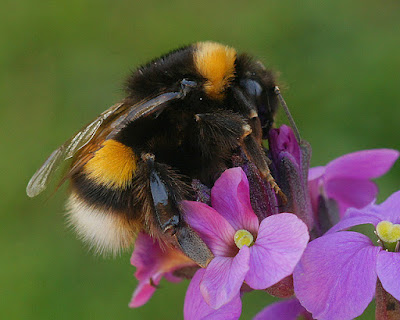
top-left (235, 53), bottom-right (279, 138)
top-left (70, 43), bottom-right (280, 265)
top-left (125, 45), bottom-right (200, 101)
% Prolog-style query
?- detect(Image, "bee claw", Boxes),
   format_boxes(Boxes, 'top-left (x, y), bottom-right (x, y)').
top-left (277, 189), bottom-right (288, 205)
top-left (161, 215), bottom-right (180, 235)
top-left (262, 169), bottom-right (287, 204)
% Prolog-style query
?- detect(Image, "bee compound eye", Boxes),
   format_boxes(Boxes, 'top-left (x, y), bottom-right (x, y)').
top-left (240, 79), bottom-right (263, 98)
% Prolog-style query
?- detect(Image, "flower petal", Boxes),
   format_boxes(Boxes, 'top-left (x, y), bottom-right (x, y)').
top-left (338, 191), bottom-right (400, 224)
top-left (308, 166), bottom-right (325, 181)
top-left (238, 159), bottom-right (279, 220)
top-left (269, 125), bottom-right (301, 165)
top-left (376, 190), bottom-right (400, 223)
top-left (253, 298), bottom-right (308, 320)
top-left (200, 246), bottom-right (250, 309)
top-left (326, 206), bottom-right (382, 234)
top-left (129, 275), bottom-right (161, 308)
top-left (211, 167), bottom-right (259, 233)
top-left (324, 149), bottom-right (399, 180)
top-left (278, 154), bottom-right (314, 229)
top-left (129, 232), bottom-right (195, 307)
top-left (183, 201), bottom-right (236, 256)
top-left (376, 250), bottom-right (400, 301)
top-left (245, 213), bottom-right (309, 289)
top-left (293, 232), bottom-right (380, 320)
top-left (325, 177), bottom-right (378, 215)
top-left (308, 174), bottom-right (321, 216)
top-left (184, 269), bottom-right (242, 320)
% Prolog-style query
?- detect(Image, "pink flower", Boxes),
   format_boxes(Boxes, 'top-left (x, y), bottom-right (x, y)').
top-left (308, 149), bottom-right (399, 218)
top-left (184, 269), bottom-right (242, 320)
top-left (183, 167), bottom-right (309, 317)
top-left (129, 232), bottom-right (196, 308)
top-left (254, 298), bottom-right (313, 320)
top-left (293, 191), bottom-right (400, 320)
top-left (269, 125), bottom-right (314, 230)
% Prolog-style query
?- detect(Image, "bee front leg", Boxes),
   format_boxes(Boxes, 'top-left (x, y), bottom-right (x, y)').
top-left (141, 153), bottom-right (214, 268)
top-left (241, 134), bottom-right (288, 204)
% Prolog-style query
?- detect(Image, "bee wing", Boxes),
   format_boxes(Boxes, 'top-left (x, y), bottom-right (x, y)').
top-left (104, 91), bottom-right (182, 139)
top-left (26, 102), bottom-right (124, 197)
top-left (26, 91), bottom-right (183, 197)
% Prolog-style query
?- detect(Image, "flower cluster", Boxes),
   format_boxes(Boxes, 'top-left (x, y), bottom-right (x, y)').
top-left (294, 190), bottom-right (400, 320)
top-left (183, 167), bottom-right (309, 318)
top-left (128, 124), bottom-right (399, 320)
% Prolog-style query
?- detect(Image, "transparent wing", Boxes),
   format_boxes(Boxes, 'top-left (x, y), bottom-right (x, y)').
top-left (26, 91), bottom-right (184, 198)
top-left (26, 147), bottom-right (66, 197)
top-left (26, 102), bottom-right (124, 198)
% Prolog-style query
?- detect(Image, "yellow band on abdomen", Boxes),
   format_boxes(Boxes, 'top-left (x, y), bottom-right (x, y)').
top-left (84, 139), bottom-right (137, 189)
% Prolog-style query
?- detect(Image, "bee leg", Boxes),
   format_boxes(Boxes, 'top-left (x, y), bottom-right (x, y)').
top-left (193, 111), bottom-right (249, 185)
top-left (193, 111), bottom-right (285, 204)
top-left (160, 215), bottom-right (179, 235)
top-left (142, 153), bottom-right (214, 268)
top-left (241, 133), bottom-right (287, 204)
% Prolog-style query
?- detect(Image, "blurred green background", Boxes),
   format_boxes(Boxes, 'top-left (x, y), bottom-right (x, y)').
top-left (1, 0), bottom-right (399, 319)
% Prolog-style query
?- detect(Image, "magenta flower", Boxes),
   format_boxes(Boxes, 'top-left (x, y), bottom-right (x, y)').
top-left (308, 149), bottom-right (399, 219)
top-left (293, 190), bottom-right (400, 320)
top-left (183, 167), bottom-right (310, 313)
top-left (184, 269), bottom-right (242, 320)
top-left (269, 125), bottom-right (314, 230)
top-left (254, 298), bottom-right (313, 320)
top-left (269, 125), bottom-right (301, 166)
top-left (129, 232), bottom-right (196, 308)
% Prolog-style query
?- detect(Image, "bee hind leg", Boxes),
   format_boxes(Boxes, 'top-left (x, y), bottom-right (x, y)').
top-left (140, 153), bottom-right (214, 268)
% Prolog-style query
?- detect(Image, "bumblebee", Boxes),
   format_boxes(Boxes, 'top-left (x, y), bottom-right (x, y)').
top-left (27, 42), bottom-right (284, 268)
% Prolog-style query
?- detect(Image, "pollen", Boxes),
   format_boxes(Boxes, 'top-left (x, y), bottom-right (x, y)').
top-left (234, 229), bottom-right (254, 249)
top-left (376, 221), bottom-right (400, 243)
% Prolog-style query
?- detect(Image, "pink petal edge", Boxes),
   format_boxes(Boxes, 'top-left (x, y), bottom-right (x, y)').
top-left (294, 232), bottom-right (380, 320)
top-left (211, 167), bottom-right (259, 234)
top-left (200, 245), bottom-right (250, 309)
top-left (245, 213), bottom-right (309, 289)
top-left (376, 250), bottom-right (400, 301)
top-left (184, 269), bottom-right (242, 320)
top-left (253, 298), bottom-right (307, 320)
top-left (325, 149), bottom-right (399, 180)
top-left (183, 200), bottom-right (236, 256)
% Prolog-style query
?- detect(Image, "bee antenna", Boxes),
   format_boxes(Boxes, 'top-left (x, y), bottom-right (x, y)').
top-left (274, 86), bottom-right (301, 142)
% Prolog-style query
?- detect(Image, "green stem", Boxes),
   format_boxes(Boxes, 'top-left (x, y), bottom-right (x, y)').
top-left (383, 241), bottom-right (398, 252)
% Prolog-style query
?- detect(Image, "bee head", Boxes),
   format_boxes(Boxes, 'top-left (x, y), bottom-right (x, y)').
top-left (126, 42), bottom-right (279, 136)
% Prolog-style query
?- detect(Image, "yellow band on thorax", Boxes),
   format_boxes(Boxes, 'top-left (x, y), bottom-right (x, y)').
top-left (194, 42), bottom-right (236, 100)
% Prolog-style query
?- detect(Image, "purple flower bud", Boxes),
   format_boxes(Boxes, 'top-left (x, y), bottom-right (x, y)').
top-left (269, 124), bottom-right (301, 166)
top-left (232, 152), bottom-right (279, 221)
top-left (268, 125), bottom-right (314, 230)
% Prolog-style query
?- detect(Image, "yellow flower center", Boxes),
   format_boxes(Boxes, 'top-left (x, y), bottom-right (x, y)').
top-left (376, 221), bottom-right (400, 252)
top-left (234, 229), bottom-right (254, 249)
top-left (376, 221), bottom-right (400, 243)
